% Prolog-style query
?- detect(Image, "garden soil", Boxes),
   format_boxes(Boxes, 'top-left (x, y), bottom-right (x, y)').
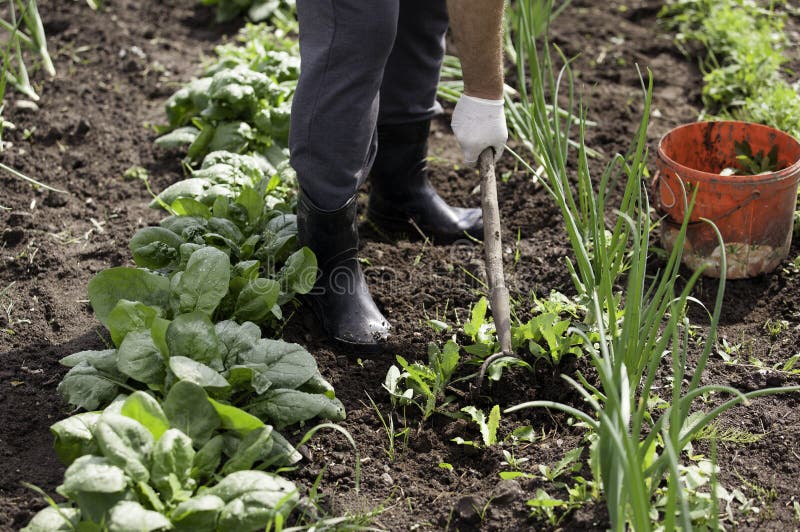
top-left (1, 0), bottom-right (799, 530)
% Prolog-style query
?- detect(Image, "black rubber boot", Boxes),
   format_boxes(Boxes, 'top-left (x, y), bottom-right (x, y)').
top-left (368, 119), bottom-right (483, 243)
top-left (297, 192), bottom-right (391, 349)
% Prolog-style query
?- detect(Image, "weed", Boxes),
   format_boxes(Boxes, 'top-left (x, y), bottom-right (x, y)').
top-left (123, 165), bottom-right (149, 181)
top-left (716, 337), bottom-right (742, 363)
top-left (693, 419), bottom-right (764, 446)
top-left (364, 393), bottom-right (409, 461)
top-left (763, 318), bottom-right (789, 339)
top-left (501, 448), bottom-right (530, 471)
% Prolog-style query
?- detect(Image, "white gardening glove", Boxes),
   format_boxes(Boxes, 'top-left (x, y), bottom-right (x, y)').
top-left (451, 94), bottom-right (508, 166)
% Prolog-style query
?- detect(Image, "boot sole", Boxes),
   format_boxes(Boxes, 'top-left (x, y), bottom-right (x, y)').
top-left (367, 208), bottom-right (482, 245)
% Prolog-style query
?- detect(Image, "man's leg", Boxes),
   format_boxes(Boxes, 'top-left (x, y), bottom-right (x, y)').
top-left (377, 0), bottom-right (449, 125)
top-left (289, 0), bottom-right (398, 348)
top-left (369, 0), bottom-right (483, 243)
top-left (290, 0), bottom-right (399, 211)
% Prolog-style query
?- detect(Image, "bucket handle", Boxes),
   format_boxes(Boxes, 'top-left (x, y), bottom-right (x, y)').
top-left (651, 170), bottom-right (676, 211)
top-left (652, 170), bottom-right (762, 227)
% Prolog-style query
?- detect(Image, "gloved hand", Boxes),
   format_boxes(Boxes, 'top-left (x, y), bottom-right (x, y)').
top-left (451, 94), bottom-right (508, 165)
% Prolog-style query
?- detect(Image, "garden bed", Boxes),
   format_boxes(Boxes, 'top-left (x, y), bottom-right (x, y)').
top-left (1, 0), bottom-right (799, 530)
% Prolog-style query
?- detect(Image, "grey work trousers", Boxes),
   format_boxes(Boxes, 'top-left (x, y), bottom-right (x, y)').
top-left (289, 0), bottom-right (449, 211)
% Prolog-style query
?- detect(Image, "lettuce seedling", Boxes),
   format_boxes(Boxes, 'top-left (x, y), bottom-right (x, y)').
top-left (452, 405), bottom-right (501, 448)
top-left (384, 340), bottom-right (460, 423)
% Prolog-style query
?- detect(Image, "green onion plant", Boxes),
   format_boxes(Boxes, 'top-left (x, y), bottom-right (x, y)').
top-left (1, 0), bottom-right (56, 100)
top-left (504, 1), bottom-right (800, 529)
top-left (1, 1), bottom-right (64, 191)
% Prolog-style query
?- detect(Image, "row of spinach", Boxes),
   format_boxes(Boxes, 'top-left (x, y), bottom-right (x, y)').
top-left (24, 22), bottom-right (339, 532)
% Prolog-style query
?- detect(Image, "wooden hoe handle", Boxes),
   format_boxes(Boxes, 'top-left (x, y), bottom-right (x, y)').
top-left (479, 148), bottom-right (512, 356)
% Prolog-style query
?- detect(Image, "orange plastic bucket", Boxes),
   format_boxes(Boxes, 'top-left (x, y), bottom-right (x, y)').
top-left (655, 121), bottom-right (800, 278)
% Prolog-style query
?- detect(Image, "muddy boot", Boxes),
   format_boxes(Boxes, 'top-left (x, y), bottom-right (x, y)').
top-left (368, 119), bottom-right (483, 243)
top-left (297, 192), bottom-right (391, 349)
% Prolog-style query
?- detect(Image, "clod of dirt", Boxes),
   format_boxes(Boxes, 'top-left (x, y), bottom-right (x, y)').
top-left (1, 228), bottom-right (26, 247)
top-left (62, 152), bottom-right (86, 170)
top-left (43, 18), bottom-right (70, 35)
top-left (490, 479), bottom-right (526, 505)
top-left (442, 418), bottom-right (470, 440)
top-left (43, 191), bottom-right (68, 208)
top-left (6, 211), bottom-right (33, 228)
top-left (69, 119), bottom-right (91, 141)
top-left (327, 464), bottom-right (350, 481)
top-left (39, 124), bottom-right (65, 144)
top-left (453, 494), bottom-right (484, 523)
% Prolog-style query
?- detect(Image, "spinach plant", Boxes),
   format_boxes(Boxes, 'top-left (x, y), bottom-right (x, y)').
top-left (128, 160), bottom-right (313, 329)
top-left (24, 391), bottom-right (300, 531)
top-left (156, 24), bottom-right (299, 164)
top-left (59, 309), bottom-right (344, 451)
top-left (199, 0), bottom-right (296, 25)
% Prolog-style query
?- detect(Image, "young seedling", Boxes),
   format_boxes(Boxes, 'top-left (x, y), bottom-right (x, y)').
top-left (763, 318), bottom-right (789, 340)
top-left (452, 405), bottom-right (501, 448)
top-left (384, 340), bottom-right (460, 425)
top-left (364, 392), bottom-right (409, 461)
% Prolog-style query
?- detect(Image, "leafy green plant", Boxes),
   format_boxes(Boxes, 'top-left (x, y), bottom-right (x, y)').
top-left (58, 313), bottom-right (344, 436)
top-left (460, 292), bottom-right (585, 375)
top-left (55, 149), bottom-right (338, 473)
top-left (506, 447), bottom-right (594, 526)
top-left (452, 405), bottom-right (501, 448)
top-left (24, 392), bottom-right (300, 531)
top-left (198, 0), bottom-right (296, 25)
top-left (125, 162), bottom-right (311, 330)
top-left (762, 317), bottom-right (789, 339)
top-left (458, 297), bottom-right (531, 380)
top-left (156, 24), bottom-right (299, 165)
top-left (512, 291), bottom-right (593, 366)
top-left (462, 297), bottom-right (496, 357)
top-left (661, 0), bottom-right (800, 138)
top-left (511, 312), bottom-right (583, 365)
top-left (383, 339), bottom-right (460, 424)
top-left (726, 140), bottom-right (779, 175)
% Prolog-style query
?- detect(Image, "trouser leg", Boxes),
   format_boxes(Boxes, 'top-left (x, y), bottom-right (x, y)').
top-left (368, 1), bottom-right (483, 243)
top-left (378, 0), bottom-right (449, 125)
top-left (289, 0), bottom-right (399, 211)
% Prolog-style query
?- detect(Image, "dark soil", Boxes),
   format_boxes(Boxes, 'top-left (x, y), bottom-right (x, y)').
top-left (1, 0), bottom-right (799, 531)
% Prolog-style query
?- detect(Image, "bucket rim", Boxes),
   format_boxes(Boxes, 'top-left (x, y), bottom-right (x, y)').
top-left (657, 120), bottom-right (800, 185)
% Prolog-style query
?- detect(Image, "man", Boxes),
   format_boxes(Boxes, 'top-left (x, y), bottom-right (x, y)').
top-left (289, 0), bottom-right (508, 349)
